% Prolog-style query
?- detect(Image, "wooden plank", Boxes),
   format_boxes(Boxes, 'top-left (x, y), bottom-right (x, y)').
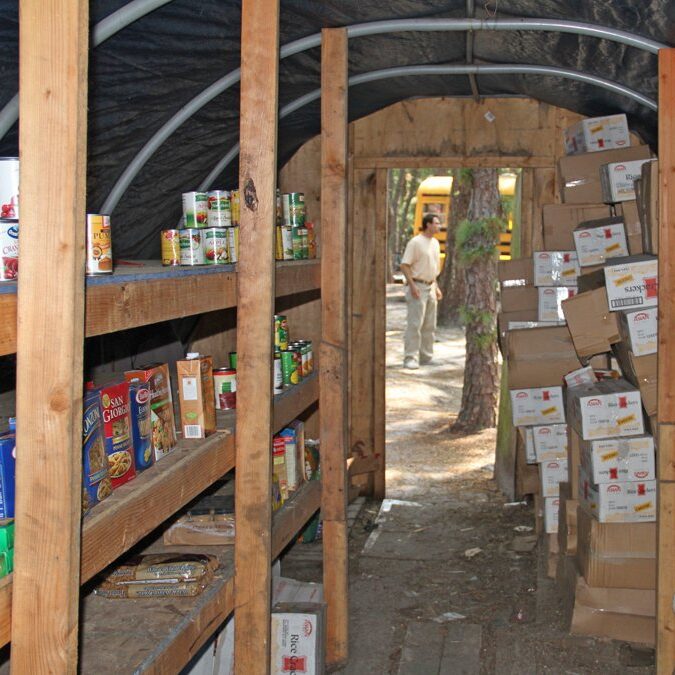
top-left (12, 0), bottom-right (89, 671)
top-left (273, 371), bottom-right (319, 433)
top-left (373, 168), bottom-right (387, 499)
top-left (320, 27), bottom-right (350, 669)
top-left (81, 432), bottom-right (235, 583)
top-left (272, 479), bottom-right (322, 554)
top-left (354, 155), bottom-right (551, 169)
top-left (234, 0), bottom-right (279, 672)
top-left (657, 47), bottom-right (675, 675)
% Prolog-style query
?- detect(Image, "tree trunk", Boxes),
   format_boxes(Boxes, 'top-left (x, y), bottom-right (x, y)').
top-left (438, 169), bottom-right (473, 326)
top-left (398, 169), bottom-right (418, 254)
top-left (451, 168), bottom-right (501, 434)
top-left (387, 170), bottom-right (405, 281)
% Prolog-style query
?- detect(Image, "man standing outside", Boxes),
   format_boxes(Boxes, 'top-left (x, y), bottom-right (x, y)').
top-left (400, 213), bottom-right (443, 369)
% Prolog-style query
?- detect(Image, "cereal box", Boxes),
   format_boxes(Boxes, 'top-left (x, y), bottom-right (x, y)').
top-left (98, 380), bottom-right (136, 489)
top-left (129, 381), bottom-right (153, 472)
top-left (82, 389), bottom-right (112, 514)
top-left (0, 419), bottom-right (16, 519)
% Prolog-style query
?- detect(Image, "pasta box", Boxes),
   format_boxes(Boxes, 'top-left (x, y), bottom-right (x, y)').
top-left (128, 380), bottom-right (153, 472)
top-left (0, 419), bottom-right (15, 519)
top-left (82, 389), bottom-right (112, 513)
top-left (98, 380), bottom-right (136, 489)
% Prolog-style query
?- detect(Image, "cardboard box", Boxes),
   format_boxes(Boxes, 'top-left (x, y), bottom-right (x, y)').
top-left (579, 467), bottom-right (656, 523)
top-left (561, 288), bottom-right (621, 358)
top-left (532, 424), bottom-right (568, 462)
top-left (567, 427), bottom-right (581, 498)
top-left (618, 306), bottom-right (657, 357)
top-left (498, 257), bottom-right (533, 287)
top-left (573, 217), bottom-right (628, 267)
top-left (271, 603), bottom-right (326, 675)
top-left (533, 251), bottom-right (579, 287)
top-left (544, 496), bottom-right (560, 534)
top-left (507, 321), bottom-right (562, 330)
top-left (542, 203), bottom-right (612, 250)
top-left (612, 344), bottom-right (657, 416)
top-left (617, 199), bottom-right (644, 255)
top-left (576, 506), bottom-right (656, 589)
top-left (557, 483), bottom-right (578, 555)
top-left (558, 145), bottom-right (652, 204)
top-left (506, 326), bottom-right (581, 389)
top-left (500, 285), bottom-right (538, 313)
top-left (563, 114), bottom-right (630, 155)
top-left (580, 434), bottom-right (655, 484)
top-left (516, 430), bottom-right (540, 497)
top-left (603, 255), bottom-right (658, 311)
top-left (639, 160), bottom-right (659, 254)
top-left (566, 378), bottom-right (644, 440)
top-left (518, 426), bottom-right (537, 464)
top-left (510, 386), bottom-right (565, 427)
top-left (538, 286), bottom-right (576, 322)
top-left (540, 459), bottom-right (568, 498)
top-left (600, 159), bottom-right (652, 203)
top-left (177, 354), bottom-right (216, 440)
top-left (564, 366), bottom-right (597, 388)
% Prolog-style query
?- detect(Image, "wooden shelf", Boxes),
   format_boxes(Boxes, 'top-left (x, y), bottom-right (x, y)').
top-left (0, 259), bottom-right (321, 356)
top-left (78, 479), bottom-right (322, 674)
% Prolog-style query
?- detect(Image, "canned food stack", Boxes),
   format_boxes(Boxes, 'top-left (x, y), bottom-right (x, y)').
top-left (276, 192), bottom-right (316, 261)
top-left (0, 157), bottom-right (19, 281)
top-left (274, 314), bottom-right (314, 393)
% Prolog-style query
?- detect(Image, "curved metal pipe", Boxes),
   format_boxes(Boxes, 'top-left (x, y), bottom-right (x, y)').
top-left (198, 63), bottom-right (656, 189)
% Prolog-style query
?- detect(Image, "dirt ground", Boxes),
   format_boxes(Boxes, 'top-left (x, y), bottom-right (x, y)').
top-left (283, 285), bottom-right (655, 674)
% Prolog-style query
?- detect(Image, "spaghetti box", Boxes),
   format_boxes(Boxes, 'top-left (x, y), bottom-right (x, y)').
top-left (579, 467), bottom-right (656, 523)
top-left (128, 380), bottom-right (153, 471)
top-left (573, 217), bottom-right (628, 267)
top-left (532, 424), bottom-right (568, 462)
top-left (176, 354), bottom-right (216, 440)
top-left (538, 286), bottom-right (576, 322)
top-left (580, 435), bottom-right (655, 484)
top-left (0, 520), bottom-right (14, 553)
top-left (566, 378), bottom-right (644, 441)
top-left (563, 114), bottom-right (630, 155)
top-left (125, 363), bottom-right (177, 461)
top-left (618, 307), bottom-right (657, 356)
top-left (82, 388), bottom-right (112, 514)
top-left (544, 497), bottom-right (560, 534)
top-left (603, 255), bottom-right (658, 312)
top-left (510, 387), bottom-right (565, 427)
top-left (533, 251), bottom-right (579, 287)
top-left (540, 458), bottom-right (569, 498)
top-left (271, 602), bottom-right (326, 675)
top-left (0, 423), bottom-right (16, 519)
top-left (98, 380), bottom-right (136, 489)
top-left (600, 159), bottom-right (653, 203)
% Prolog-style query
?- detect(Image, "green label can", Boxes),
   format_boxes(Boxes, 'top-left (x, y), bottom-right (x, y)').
top-left (292, 227), bottom-right (304, 260)
top-left (273, 351), bottom-right (283, 394)
top-left (182, 192), bottom-right (208, 228)
top-left (282, 192), bottom-right (305, 219)
top-left (228, 351), bottom-right (237, 369)
top-left (227, 225), bottom-right (239, 263)
top-left (230, 190), bottom-right (240, 226)
top-left (207, 190), bottom-right (232, 228)
top-left (203, 227), bottom-right (228, 264)
top-left (280, 350), bottom-right (298, 386)
top-left (274, 315), bottom-right (289, 350)
top-left (179, 229), bottom-right (205, 265)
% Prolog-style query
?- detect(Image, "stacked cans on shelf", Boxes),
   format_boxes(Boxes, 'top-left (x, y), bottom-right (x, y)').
top-left (274, 314), bottom-right (313, 393)
top-left (275, 191), bottom-right (316, 260)
top-left (161, 190), bottom-right (240, 267)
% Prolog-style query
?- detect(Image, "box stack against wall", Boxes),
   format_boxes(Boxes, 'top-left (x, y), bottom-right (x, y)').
top-left (499, 114), bottom-right (658, 645)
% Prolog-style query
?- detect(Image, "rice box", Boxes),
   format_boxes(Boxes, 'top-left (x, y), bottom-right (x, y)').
top-left (271, 602), bottom-right (326, 675)
top-left (618, 307), bottom-right (657, 357)
top-left (538, 286), bottom-right (576, 322)
top-left (600, 159), bottom-right (653, 203)
top-left (82, 389), bottom-right (112, 514)
top-left (563, 115), bottom-right (630, 155)
top-left (0, 420), bottom-right (15, 519)
top-left (510, 387), bottom-right (565, 426)
top-left (98, 380), bottom-right (136, 488)
top-left (573, 218), bottom-right (628, 267)
top-left (580, 435), bottom-right (655, 484)
top-left (544, 497), bottom-right (560, 534)
top-left (540, 458), bottom-right (568, 498)
top-left (533, 251), bottom-right (579, 287)
top-left (532, 424), bottom-right (568, 462)
top-left (129, 381), bottom-right (153, 472)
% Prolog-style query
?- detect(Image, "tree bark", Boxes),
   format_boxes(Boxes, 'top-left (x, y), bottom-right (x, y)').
top-left (387, 170), bottom-right (405, 281)
top-left (451, 168), bottom-right (500, 434)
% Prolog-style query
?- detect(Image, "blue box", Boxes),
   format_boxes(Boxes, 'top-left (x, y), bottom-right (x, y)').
top-left (0, 426), bottom-right (15, 520)
top-left (129, 381), bottom-right (153, 471)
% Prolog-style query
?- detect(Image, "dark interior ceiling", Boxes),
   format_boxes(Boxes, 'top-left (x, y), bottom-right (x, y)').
top-left (0, 1), bottom-right (672, 257)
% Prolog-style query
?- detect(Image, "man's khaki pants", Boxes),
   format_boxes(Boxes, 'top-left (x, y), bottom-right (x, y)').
top-left (403, 282), bottom-right (437, 362)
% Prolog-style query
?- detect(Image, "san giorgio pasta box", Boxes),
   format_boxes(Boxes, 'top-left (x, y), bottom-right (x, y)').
top-left (0, 418), bottom-right (16, 519)
top-left (82, 389), bottom-right (112, 514)
top-left (128, 380), bottom-right (154, 472)
top-left (97, 380), bottom-right (136, 489)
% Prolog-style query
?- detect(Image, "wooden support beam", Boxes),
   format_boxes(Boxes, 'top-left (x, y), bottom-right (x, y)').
top-left (12, 1), bottom-right (89, 671)
top-left (657, 47), bottom-right (675, 675)
top-left (320, 27), bottom-right (350, 669)
top-left (234, 1), bottom-right (279, 673)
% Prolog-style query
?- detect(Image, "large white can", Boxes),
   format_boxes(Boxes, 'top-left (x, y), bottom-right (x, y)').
top-left (0, 158), bottom-right (19, 220)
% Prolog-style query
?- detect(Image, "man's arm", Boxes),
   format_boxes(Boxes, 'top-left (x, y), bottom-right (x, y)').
top-left (400, 263), bottom-right (420, 299)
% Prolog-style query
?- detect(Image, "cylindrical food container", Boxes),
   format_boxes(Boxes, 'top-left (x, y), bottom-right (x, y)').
top-left (281, 192), bottom-right (305, 221)
top-left (292, 227), bottom-right (304, 260)
top-left (275, 225), bottom-right (283, 261)
top-left (227, 226), bottom-right (239, 263)
top-left (86, 214), bottom-right (113, 275)
top-left (304, 340), bottom-right (314, 373)
top-left (296, 341), bottom-right (310, 376)
top-left (0, 158), bottom-right (19, 220)
top-left (280, 225), bottom-right (293, 260)
top-left (289, 343), bottom-right (304, 380)
top-left (228, 352), bottom-right (237, 369)
top-left (299, 227), bottom-right (309, 259)
top-left (182, 192), bottom-right (208, 228)
top-left (207, 190), bottom-right (232, 228)
top-left (230, 189), bottom-right (240, 227)
top-left (280, 350), bottom-right (298, 386)
top-left (203, 227), bottom-right (228, 264)
top-left (0, 219), bottom-right (18, 281)
top-left (213, 368), bottom-right (237, 410)
top-left (179, 229), bottom-right (205, 265)
top-left (306, 222), bottom-right (317, 259)
top-left (274, 314), bottom-right (289, 350)
top-left (161, 229), bottom-right (181, 266)
top-left (273, 351), bottom-right (283, 394)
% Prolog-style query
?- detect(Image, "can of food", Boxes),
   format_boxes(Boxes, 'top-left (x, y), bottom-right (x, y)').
top-left (292, 227), bottom-right (304, 260)
top-left (203, 227), bottom-right (228, 264)
top-left (299, 227), bottom-right (309, 259)
top-left (273, 351), bottom-right (283, 394)
top-left (213, 368), bottom-right (237, 410)
top-left (227, 226), bottom-right (239, 263)
top-left (0, 158), bottom-right (19, 220)
top-left (228, 352), bottom-right (237, 369)
top-left (86, 214), bottom-right (113, 275)
top-left (275, 225), bottom-right (283, 261)
top-left (280, 350), bottom-right (298, 386)
top-left (230, 189), bottom-right (240, 226)
top-left (179, 229), bottom-right (205, 265)
top-left (279, 224), bottom-right (293, 260)
top-left (182, 191), bottom-right (208, 228)
top-left (207, 190), bottom-right (232, 228)
top-left (306, 222), bottom-right (317, 259)
top-left (274, 315), bottom-right (289, 350)
top-left (276, 189), bottom-right (283, 226)
top-left (295, 341), bottom-right (310, 376)
top-left (284, 210), bottom-right (305, 230)
top-left (282, 192), bottom-right (305, 220)
top-left (289, 343), bottom-right (304, 380)
top-left (0, 219), bottom-right (18, 281)
top-left (304, 340), bottom-right (314, 373)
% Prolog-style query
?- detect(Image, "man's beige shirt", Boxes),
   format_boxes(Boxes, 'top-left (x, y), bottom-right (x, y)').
top-left (401, 234), bottom-right (441, 283)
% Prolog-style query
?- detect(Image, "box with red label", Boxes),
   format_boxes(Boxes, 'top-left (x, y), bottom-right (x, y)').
top-left (98, 380), bottom-right (136, 489)
top-left (271, 602), bottom-right (325, 675)
top-left (600, 159), bottom-right (653, 203)
top-left (579, 467), bottom-right (656, 523)
top-left (618, 307), bottom-right (657, 356)
top-left (538, 286), bottom-right (576, 322)
top-left (564, 366), bottom-right (597, 389)
top-left (603, 256), bottom-right (657, 312)
top-left (544, 497), bottom-right (560, 534)
top-left (563, 115), bottom-right (630, 155)
top-left (540, 458), bottom-right (569, 497)
top-left (532, 424), bottom-right (568, 462)
top-left (533, 251), bottom-right (579, 287)
top-left (580, 435), bottom-right (655, 484)
top-left (573, 218), bottom-right (628, 267)
top-left (510, 386), bottom-right (565, 427)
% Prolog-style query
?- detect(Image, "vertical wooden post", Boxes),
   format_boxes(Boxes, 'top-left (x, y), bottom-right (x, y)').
top-left (234, 1), bottom-right (279, 673)
top-left (657, 47), bottom-right (675, 675)
top-left (320, 27), bottom-right (350, 668)
top-left (372, 168), bottom-right (388, 498)
top-left (12, 0), bottom-right (89, 671)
